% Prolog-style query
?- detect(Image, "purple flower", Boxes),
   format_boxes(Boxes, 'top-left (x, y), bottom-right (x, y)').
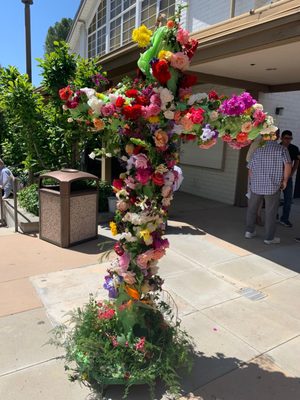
top-left (219, 92), bottom-right (256, 116)
top-left (103, 275), bottom-right (118, 298)
top-left (240, 92), bottom-right (256, 109)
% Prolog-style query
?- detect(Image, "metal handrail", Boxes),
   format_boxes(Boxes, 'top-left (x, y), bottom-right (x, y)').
top-left (0, 193), bottom-right (3, 227)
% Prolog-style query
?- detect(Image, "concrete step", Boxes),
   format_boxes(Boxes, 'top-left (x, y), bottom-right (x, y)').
top-left (3, 198), bottom-right (39, 233)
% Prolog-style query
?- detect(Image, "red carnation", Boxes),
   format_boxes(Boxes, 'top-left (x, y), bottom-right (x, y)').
top-left (151, 60), bottom-right (171, 85)
top-left (125, 89), bottom-right (138, 98)
top-left (59, 85), bottom-right (73, 101)
top-left (112, 179), bottom-right (123, 190)
top-left (152, 172), bottom-right (164, 186)
top-left (180, 74), bottom-right (198, 88)
top-left (115, 96), bottom-right (125, 107)
top-left (208, 90), bottom-right (219, 100)
top-left (122, 104), bottom-right (142, 120)
top-left (136, 95), bottom-right (148, 105)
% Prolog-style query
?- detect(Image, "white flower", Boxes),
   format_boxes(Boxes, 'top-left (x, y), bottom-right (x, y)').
top-left (105, 153), bottom-right (112, 158)
top-left (87, 96), bottom-right (104, 114)
top-left (121, 156), bottom-right (128, 162)
top-left (164, 171), bottom-right (175, 186)
top-left (119, 231), bottom-right (137, 242)
top-left (88, 152), bottom-right (96, 160)
top-left (253, 103), bottom-right (264, 110)
top-left (62, 104), bottom-right (68, 111)
top-left (80, 87), bottom-right (96, 99)
top-left (67, 117), bottom-right (73, 123)
top-left (266, 115), bottom-right (274, 125)
top-left (201, 126), bottom-right (214, 141)
top-left (187, 92), bottom-right (208, 105)
top-left (158, 87), bottom-right (174, 105)
top-left (164, 110), bottom-right (175, 119)
top-left (260, 125), bottom-right (277, 135)
top-left (108, 93), bottom-right (118, 104)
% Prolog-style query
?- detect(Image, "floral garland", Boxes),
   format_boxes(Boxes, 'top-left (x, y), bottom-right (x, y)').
top-left (56, 7), bottom-right (277, 397)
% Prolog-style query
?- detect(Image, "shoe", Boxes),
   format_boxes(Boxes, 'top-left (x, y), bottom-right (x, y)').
top-left (295, 238), bottom-right (300, 243)
top-left (264, 237), bottom-right (280, 245)
top-left (245, 231), bottom-right (256, 239)
top-left (279, 220), bottom-right (293, 227)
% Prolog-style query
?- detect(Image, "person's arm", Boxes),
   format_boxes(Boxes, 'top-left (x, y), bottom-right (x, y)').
top-left (292, 159), bottom-right (299, 176)
top-left (281, 162), bottom-right (292, 190)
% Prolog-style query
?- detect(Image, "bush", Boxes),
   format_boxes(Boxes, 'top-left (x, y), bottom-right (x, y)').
top-left (18, 184), bottom-right (39, 216)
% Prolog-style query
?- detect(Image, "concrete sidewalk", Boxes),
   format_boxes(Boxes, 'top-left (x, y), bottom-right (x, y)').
top-left (0, 192), bottom-right (300, 399)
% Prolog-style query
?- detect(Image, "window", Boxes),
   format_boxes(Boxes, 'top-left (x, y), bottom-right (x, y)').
top-left (88, 0), bottom-right (107, 58)
top-left (87, 0), bottom-right (176, 57)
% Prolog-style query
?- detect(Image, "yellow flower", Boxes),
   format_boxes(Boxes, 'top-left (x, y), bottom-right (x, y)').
top-left (158, 50), bottom-right (173, 61)
top-left (132, 25), bottom-right (152, 48)
top-left (109, 221), bottom-right (118, 236)
top-left (139, 229), bottom-right (152, 245)
top-left (148, 115), bottom-right (160, 123)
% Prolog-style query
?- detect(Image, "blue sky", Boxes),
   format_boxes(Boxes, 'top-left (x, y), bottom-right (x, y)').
top-left (0, 0), bottom-right (81, 87)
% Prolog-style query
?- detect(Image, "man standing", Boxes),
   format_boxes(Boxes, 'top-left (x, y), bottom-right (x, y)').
top-left (279, 130), bottom-right (300, 227)
top-left (245, 140), bottom-right (291, 244)
top-left (0, 159), bottom-right (13, 199)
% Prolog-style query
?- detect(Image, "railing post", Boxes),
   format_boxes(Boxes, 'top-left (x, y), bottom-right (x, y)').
top-left (0, 194), bottom-right (3, 226)
top-left (13, 178), bottom-right (18, 233)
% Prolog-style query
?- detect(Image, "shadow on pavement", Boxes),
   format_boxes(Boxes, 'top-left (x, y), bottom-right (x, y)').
top-left (87, 352), bottom-right (300, 399)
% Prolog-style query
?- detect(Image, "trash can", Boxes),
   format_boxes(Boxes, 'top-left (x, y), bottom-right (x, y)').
top-left (39, 169), bottom-right (99, 248)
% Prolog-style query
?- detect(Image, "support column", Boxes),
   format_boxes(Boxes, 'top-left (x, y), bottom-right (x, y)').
top-left (101, 157), bottom-right (111, 182)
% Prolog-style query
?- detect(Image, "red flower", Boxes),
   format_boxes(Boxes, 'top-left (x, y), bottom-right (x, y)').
top-left (180, 74), bottom-right (198, 88)
top-left (114, 242), bottom-right (124, 256)
top-left (133, 145), bottom-right (145, 155)
top-left (222, 134), bottom-right (232, 143)
top-left (122, 104), bottom-right (142, 120)
top-left (115, 96), bottom-right (125, 107)
top-left (208, 90), bottom-right (219, 100)
top-left (59, 85), bottom-right (73, 101)
top-left (136, 95), bottom-right (148, 105)
top-left (65, 98), bottom-right (79, 109)
top-left (152, 172), bottom-right (164, 186)
top-left (236, 132), bottom-right (249, 143)
top-left (112, 179), bottom-right (123, 190)
top-left (184, 39), bottom-right (199, 60)
top-left (151, 60), bottom-right (171, 85)
top-left (125, 89), bottom-right (138, 98)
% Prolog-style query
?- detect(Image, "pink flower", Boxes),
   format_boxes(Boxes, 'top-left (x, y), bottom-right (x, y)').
top-left (137, 250), bottom-right (154, 269)
top-left (170, 52), bottom-right (190, 71)
top-left (122, 271), bottom-right (136, 284)
top-left (119, 252), bottom-right (130, 271)
top-left (136, 168), bottom-right (152, 185)
top-left (150, 94), bottom-right (161, 106)
top-left (135, 337), bottom-right (146, 351)
top-left (177, 28), bottom-right (190, 45)
top-left (125, 176), bottom-right (137, 190)
top-left (179, 87), bottom-right (192, 100)
top-left (154, 129), bottom-right (169, 149)
top-left (152, 248), bottom-right (166, 260)
top-left (134, 153), bottom-right (148, 169)
top-left (253, 109), bottom-right (266, 127)
top-left (101, 103), bottom-right (115, 116)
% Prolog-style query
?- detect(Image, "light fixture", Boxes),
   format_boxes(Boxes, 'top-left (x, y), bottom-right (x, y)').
top-left (275, 107), bottom-right (284, 115)
top-left (265, 67), bottom-right (277, 71)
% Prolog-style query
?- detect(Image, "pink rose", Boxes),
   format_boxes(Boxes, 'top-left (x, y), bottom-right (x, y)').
top-left (177, 28), bottom-right (190, 45)
top-left (136, 168), bottom-right (152, 185)
top-left (189, 107), bottom-right (205, 124)
top-left (134, 153), bottom-right (148, 169)
top-left (154, 129), bottom-right (169, 149)
top-left (150, 94), bottom-right (161, 106)
top-left (170, 52), bottom-right (190, 71)
top-left (101, 103), bottom-right (115, 116)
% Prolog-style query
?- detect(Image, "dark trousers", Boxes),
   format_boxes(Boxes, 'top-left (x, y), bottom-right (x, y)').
top-left (246, 191), bottom-right (280, 241)
top-left (280, 177), bottom-right (293, 223)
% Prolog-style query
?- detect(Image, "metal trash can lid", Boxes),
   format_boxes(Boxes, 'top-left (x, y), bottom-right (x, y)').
top-left (39, 169), bottom-right (99, 183)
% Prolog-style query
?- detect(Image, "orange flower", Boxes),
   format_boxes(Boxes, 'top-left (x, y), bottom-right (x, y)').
top-left (167, 20), bottom-right (175, 29)
top-left (125, 286), bottom-right (140, 300)
top-left (93, 118), bottom-right (105, 131)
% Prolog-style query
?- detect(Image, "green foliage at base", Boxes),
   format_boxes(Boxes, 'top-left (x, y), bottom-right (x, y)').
top-left (51, 295), bottom-right (193, 399)
top-left (18, 184), bottom-right (39, 216)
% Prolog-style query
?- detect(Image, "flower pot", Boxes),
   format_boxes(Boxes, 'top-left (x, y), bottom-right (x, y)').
top-left (108, 196), bottom-right (117, 213)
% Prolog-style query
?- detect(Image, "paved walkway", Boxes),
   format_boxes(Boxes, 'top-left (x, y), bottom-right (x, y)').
top-left (0, 192), bottom-right (300, 399)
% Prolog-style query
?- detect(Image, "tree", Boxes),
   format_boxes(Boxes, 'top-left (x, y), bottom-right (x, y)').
top-left (44, 18), bottom-right (73, 55)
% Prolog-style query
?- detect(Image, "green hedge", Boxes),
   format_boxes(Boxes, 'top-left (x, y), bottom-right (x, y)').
top-left (18, 184), bottom-right (39, 216)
